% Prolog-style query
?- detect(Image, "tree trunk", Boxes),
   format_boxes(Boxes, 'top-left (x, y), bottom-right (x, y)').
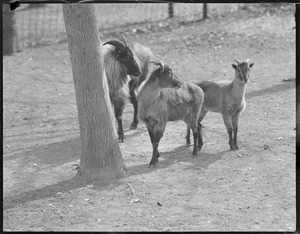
top-left (62, 4), bottom-right (126, 182)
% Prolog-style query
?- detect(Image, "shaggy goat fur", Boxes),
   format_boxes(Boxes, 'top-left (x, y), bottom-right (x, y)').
top-left (102, 38), bottom-right (153, 142)
top-left (138, 62), bottom-right (204, 167)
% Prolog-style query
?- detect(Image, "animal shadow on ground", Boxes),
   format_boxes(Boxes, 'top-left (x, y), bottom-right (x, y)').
top-left (4, 137), bottom-right (81, 166)
top-left (3, 136), bottom-right (226, 210)
top-left (126, 145), bottom-right (227, 175)
top-left (246, 79), bottom-right (294, 99)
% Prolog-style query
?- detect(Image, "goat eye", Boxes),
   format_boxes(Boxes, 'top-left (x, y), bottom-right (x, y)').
top-left (124, 55), bottom-right (129, 61)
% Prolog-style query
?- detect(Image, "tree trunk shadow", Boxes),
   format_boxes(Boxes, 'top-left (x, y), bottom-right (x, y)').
top-left (3, 144), bottom-right (227, 210)
top-left (246, 80), bottom-right (294, 99)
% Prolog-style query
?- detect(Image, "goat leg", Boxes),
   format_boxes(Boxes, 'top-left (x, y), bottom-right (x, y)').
top-left (114, 98), bottom-right (125, 143)
top-left (197, 110), bottom-right (207, 151)
top-left (222, 114), bottom-right (236, 150)
top-left (192, 127), bottom-right (198, 157)
top-left (149, 143), bottom-right (159, 167)
top-left (129, 83), bottom-right (139, 130)
top-left (130, 103), bottom-right (139, 129)
top-left (232, 112), bottom-right (240, 150)
top-left (233, 128), bottom-right (239, 150)
top-left (149, 127), bottom-right (164, 167)
top-left (227, 129), bottom-right (236, 151)
top-left (197, 123), bottom-right (203, 151)
top-left (186, 126), bottom-right (191, 145)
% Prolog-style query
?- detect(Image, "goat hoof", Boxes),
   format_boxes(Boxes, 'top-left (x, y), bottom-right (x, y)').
top-left (119, 138), bottom-right (125, 143)
top-left (130, 125), bottom-right (137, 130)
top-left (149, 161), bottom-right (156, 168)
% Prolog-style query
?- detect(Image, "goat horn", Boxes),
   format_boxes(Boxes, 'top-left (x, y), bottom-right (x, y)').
top-left (150, 61), bottom-right (165, 71)
top-left (102, 40), bottom-right (125, 51)
top-left (234, 59), bottom-right (240, 64)
top-left (119, 34), bottom-right (128, 47)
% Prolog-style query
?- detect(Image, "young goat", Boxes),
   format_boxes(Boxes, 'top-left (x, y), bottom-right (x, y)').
top-left (186, 59), bottom-right (254, 151)
top-left (138, 61), bottom-right (204, 167)
top-left (102, 34), bottom-right (154, 142)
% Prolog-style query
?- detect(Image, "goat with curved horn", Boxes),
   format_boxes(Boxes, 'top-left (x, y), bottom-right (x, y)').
top-left (102, 40), bottom-right (125, 51)
top-left (234, 59), bottom-right (241, 64)
top-left (150, 61), bottom-right (165, 71)
top-left (118, 34), bottom-right (128, 46)
top-left (102, 35), bottom-right (154, 142)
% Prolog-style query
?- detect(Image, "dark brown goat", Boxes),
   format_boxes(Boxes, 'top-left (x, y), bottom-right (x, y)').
top-left (138, 61), bottom-right (204, 167)
top-left (102, 34), bottom-right (153, 142)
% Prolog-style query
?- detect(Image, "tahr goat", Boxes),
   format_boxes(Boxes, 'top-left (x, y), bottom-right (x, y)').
top-left (138, 61), bottom-right (204, 167)
top-left (186, 59), bottom-right (254, 151)
top-left (102, 34), bottom-right (153, 142)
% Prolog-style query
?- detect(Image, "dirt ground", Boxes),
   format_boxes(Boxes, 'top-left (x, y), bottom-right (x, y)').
top-left (3, 6), bottom-right (296, 231)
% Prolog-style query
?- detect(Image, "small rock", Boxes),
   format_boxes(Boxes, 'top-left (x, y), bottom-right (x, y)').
top-left (263, 144), bottom-right (269, 150)
top-left (157, 202), bottom-right (162, 206)
top-left (129, 199), bottom-right (141, 203)
top-left (277, 137), bottom-right (283, 140)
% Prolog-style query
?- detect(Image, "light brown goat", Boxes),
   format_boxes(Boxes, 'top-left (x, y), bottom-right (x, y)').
top-left (186, 59), bottom-right (254, 151)
top-left (138, 61), bottom-right (204, 167)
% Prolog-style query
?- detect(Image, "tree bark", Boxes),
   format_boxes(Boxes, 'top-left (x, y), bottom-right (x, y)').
top-left (62, 4), bottom-right (126, 181)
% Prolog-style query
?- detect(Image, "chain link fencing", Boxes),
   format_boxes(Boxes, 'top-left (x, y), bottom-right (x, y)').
top-left (4, 3), bottom-right (241, 52)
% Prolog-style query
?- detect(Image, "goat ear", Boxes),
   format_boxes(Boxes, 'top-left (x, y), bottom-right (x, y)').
top-left (249, 63), bottom-right (254, 68)
top-left (232, 64), bottom-right (237, 70)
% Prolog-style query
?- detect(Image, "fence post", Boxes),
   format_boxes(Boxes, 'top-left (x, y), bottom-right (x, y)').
top-left (168, 3), bottom-right (173, 18)
top-left (203, 3), bottom-right (208, 20)
top-left (3, 4), bottom-right (17, 55)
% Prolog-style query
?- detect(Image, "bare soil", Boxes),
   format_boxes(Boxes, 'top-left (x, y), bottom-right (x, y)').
top-left (3, 7), bottom-right (296, 231)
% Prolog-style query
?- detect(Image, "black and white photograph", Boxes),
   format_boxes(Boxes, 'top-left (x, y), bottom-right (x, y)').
top-left (3, 1), bottom-right (296, 231)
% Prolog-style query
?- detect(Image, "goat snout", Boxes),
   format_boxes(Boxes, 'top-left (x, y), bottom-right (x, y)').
top-left (128, 67), bottom-right (142, 77)
top-left (133, 69), bottom-right (142, 77)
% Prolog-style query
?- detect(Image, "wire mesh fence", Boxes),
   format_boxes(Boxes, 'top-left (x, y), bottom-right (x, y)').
top-left (4, 3), bottom-right (241, 52)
